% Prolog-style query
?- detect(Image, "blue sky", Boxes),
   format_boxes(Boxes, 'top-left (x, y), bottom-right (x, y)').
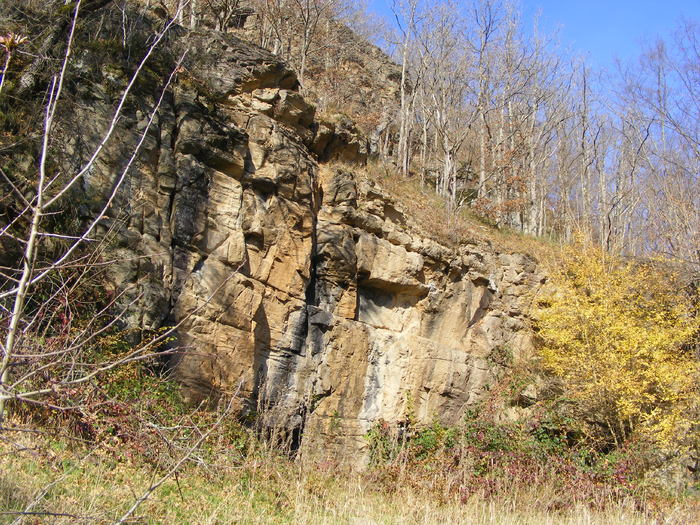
top-left (368, 1), bottom-right (700, 71)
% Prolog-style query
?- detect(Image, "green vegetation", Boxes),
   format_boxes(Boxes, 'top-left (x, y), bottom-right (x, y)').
top-left (3, 380), bottom-right (697, 524)
top-left (2, 337), bottom-right (697, 524)
top-left (6, 437), bottom-right (689, 524)
top-left (0, 2), bottom-right (698, 523)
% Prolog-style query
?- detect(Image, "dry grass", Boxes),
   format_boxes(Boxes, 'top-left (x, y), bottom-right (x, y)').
top-left (343, 160), bottom-right (564, 261)
top-left (1, 162), bottom-right (695, 524)
top-left (357, 161), bottom-right (492, 246)
top-left (1, 426), bottom-right (696, 525)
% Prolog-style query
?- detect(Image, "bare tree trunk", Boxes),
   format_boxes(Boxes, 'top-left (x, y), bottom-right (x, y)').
top-left (190, 0), bottom-right (198, 29)
top-left (0, 1), bottom-right (183, 419)
top-left (477, 113), bottom-right (487, 199)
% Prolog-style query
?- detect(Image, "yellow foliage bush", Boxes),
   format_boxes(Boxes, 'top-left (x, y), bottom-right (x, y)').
top-left (535, 242), bottom-right (699, 450)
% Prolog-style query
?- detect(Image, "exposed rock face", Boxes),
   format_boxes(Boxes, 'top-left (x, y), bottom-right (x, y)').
top-left (230, 3), bottom-right (402, 136)
top-left (298, 170), bottom-right (541, 459)
top-left (66, 12), bottom-right (542, 463)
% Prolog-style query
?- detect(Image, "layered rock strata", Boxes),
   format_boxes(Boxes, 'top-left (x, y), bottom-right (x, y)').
top-left (67, 15), bottom-right (542, 461)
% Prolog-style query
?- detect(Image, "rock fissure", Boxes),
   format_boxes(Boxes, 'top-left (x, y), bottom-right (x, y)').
top-left (62, 11), bottom-right (545, 464)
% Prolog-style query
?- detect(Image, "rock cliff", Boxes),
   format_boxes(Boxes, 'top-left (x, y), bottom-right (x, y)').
top-left (62, 10), bottom-right (543, 462)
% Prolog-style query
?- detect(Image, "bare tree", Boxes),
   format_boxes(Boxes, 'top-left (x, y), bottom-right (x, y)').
top-left (162, 0), bottom-right (700, 269)
top-left (298, 0), bottom-right (330, 87)
top-left (0, 0), bottom-right (185, 420)
top-left (390, 0), bottom-right (425, 176)
top-left (201, 0), bottom-right (244, 30)
top-left (0, 32), bottom-right (28, 99)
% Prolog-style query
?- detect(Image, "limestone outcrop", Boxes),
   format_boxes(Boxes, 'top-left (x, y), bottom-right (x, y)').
top-left (62, 9), bottom-right (544, 462)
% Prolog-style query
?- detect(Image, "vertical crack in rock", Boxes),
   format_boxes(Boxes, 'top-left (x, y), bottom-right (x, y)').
top-left (291, 168), bottom-right (325, 453)
top-left (57, 7), bottom-right (545, 465)
top-left (304, 170), bottom-right (322, 308)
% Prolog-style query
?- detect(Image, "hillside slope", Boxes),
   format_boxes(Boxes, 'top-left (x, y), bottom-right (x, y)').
top-left (11, 3), bottom-right (545, 463)
top-left (2, 4), bottom-right (700, 522)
